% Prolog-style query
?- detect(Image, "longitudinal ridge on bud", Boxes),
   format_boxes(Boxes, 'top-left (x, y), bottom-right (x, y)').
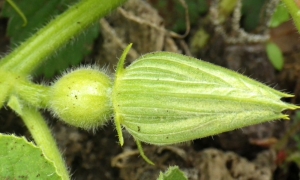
top-left (113, 49), bottom-right (298, 146)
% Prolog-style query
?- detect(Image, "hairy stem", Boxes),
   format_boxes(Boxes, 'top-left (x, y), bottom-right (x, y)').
top-left (0, 0), bottom-right (126, 75)
top-left (0, 70), bottom-right (50, 109)
top-left (25, 109), bottom-right (68, 179)
top-left (281, 0), bottom-right (300, 33)
top-left (8, 97), bottom-right (69, 179)
top-left (21, 108), bottom-right (69, 179)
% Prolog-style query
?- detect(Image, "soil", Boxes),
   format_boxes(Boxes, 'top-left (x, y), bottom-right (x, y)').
top-left (1, 0), bottom-right (300, 180)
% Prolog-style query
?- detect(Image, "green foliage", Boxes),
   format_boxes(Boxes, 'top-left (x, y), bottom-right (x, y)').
top-left (5, 0), bottom-right (28, 26)
top-left (185, 0), bottom-right (209, 30)
top-left (270, 3), bottom-right (290, 28)
top-left (157, 166), bottom-right (187, 180)
top-left (36, 24), bottom-right (99, 78)
top-left (2, 0), bottom-right (61, 44)
top-left (0, 134), bottom-right (60, 179)
top-left (281, 0), bottom-right (300, 34)
top-left (2, 0), bottom-right (99, 78)
top-left (266, 42), bottom-right (284, 71)
top-left (241, 0), bottom-right (266, 31)
top-left (151, 0), bottom-right (208, 32)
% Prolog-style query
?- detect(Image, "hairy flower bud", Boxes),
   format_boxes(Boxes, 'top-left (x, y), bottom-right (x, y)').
top-left (113, 44), bottom-right (299, 148)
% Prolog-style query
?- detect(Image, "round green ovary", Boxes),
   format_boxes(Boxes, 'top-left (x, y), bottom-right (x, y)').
top-left (50, 68), bottom-right (112, 130)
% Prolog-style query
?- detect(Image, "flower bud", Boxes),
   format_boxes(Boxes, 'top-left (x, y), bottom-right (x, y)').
top-left (113, 50), bottom-right (299, 146)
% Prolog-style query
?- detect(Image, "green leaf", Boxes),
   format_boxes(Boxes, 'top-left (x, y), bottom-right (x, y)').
top-left (270, 3), bottom-right (290, 28)
top-left (35, 23), bottom-right (99, 78)
top-left (0, 134), bottom-right (61, 179)
top-left (266, 42), bottom-right (284, 71)
top-left (1, 0), bottom-right (99, 78)
top-left (157, 166), bottom-right (187, 180)
top-left (241, 0), bottom-right (266, 31)
top-left (150, 0), bottom-right (208, 32)
top-left (1, 0), bottom-right (62, 44)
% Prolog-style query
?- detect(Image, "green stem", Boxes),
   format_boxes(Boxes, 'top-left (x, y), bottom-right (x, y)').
top-left (0, 70), bottom-right (49, 108)
top-left (21, 108), bottom-right (69, 179)
top-left (0, 0), bottom-right (126, 75)
top-left (8, 97), bottom-right (69, 179)
top-left (281, 0), bottom-right (300, 33)
top-left (15, 80), bottom-right (50, 108)
top-left (0, 85), bottom-right (9, 109)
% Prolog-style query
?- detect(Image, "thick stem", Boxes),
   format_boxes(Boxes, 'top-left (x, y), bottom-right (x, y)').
top-left (0, 0), bottom-right (126, 75)
top-left (281, 0), bottom-right (300, 33)
top-left (15, 80), bottom-right (50, 108)
top-left (0, 70), bottom-right (50, 109)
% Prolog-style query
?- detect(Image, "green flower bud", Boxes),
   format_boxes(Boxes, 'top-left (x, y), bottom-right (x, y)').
top-left (113, 44), bottom-right (299, 147)
top-left (49, 67), bottom-right (112, 130)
